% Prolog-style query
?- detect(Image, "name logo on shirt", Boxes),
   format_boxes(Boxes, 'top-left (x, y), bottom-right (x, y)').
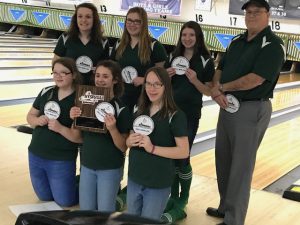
top-left (44, 101), bottom-right (61, 119)
top-left (133, 115), bottom-right (154, 136)
top-left (79, 91), bottom-right (104, 105)
top-left (95, 102), bottom-right (115, 122)
top-left (76, 56), bottom-right (93, 73)
top-left (171, 56), bottom-right (190, 75)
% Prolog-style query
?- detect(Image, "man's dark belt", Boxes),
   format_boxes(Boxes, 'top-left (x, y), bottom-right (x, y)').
top-left (239, 98), bottom-right (269, 102)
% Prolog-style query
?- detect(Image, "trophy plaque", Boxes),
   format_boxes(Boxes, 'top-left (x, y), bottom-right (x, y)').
top-left (74, 85), bottom-right (112, 133)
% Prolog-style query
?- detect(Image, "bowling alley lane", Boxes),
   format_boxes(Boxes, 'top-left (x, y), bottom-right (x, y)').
top-left (0, 52), bottom-right (53, 59)
top-left (0, 47), bottom-right (54, 52)
top-left (0, 59), bottom-right (52, 68)
top-left (198, 86), bottom-right (300, 134)
top-left (0, 81), bottom-right (54, 101)
top-left (0, 68), bottom-right (51, 82)
top-left (192, 116), bottom-right (300, 190)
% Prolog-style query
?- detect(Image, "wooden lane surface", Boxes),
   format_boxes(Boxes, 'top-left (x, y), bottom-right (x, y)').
top-left (0, 47), bottom-right (54, 52)
top-left (0, 36), bottom-right (57, 42)
top-left (0, 60), bottom-right (52, 68)
top-left (180, 175), bottom-right (300, 225)
top-left (0, 41), bottom-right (56, 48)
top-left (0, 127), bottom-right (38, 225)
top-left (0, 52), bottom-right (53, 59)
top-left (198, 86), bottom-right (300, 134)
top-left (0, 103), bottom-right (32, 127)
top-left (1, 126), bottom-right (300, 225)
top-left (0, 68), bottom-right (51, 82)
top-left (0, 40), bottom-right (57, 45)
top-left (277, 73), bottom-right (300, 83)
top-left (0, 82), bottom-right (54, 101)
top-left (0, 44), bottom-right (55, 48)
top-left (191, 116), bottom-right (300, 190)
top-left (0, 39), bottom-right (57, 44)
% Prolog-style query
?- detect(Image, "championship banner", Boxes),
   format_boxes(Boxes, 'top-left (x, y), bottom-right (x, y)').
top-left (229, 0), bottom-right (300, 19)
top-left (120, 0), bottom-right (182, 16)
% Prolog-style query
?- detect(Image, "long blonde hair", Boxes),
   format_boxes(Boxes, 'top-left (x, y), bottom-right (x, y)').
top-left (116, 7), bottom-right (152, 65)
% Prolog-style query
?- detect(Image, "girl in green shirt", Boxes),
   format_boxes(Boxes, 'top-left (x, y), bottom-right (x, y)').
top-left (126, 67), bottom-right (189, 221)
top-left (70, 60), bottom-right (131, 212)
top-left (164, 21), bottom-right (214, 223)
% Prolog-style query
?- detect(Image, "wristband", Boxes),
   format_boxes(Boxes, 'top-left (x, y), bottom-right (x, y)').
top-left (151, 145), bottom-right (155, 154)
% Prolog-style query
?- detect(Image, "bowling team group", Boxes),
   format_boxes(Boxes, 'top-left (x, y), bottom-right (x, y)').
top-left (26, 0), bottom-right (285, 224)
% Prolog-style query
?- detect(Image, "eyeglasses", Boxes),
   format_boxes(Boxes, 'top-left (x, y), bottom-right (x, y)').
top-left (51, 72), bottom-right (72, 77)
top-left (145, 81), bottom-right (163, 89)
top-left (245, 10), bottom-right (268, 17)
top-left (126, 18), bottom-right (142, 25)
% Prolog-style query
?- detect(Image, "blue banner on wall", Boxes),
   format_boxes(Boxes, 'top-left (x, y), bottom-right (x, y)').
top-left (10, 9), bottom-right (25, 21)
top-left (295, 42), bottom-right (300, 51)
top-left (60, 15), bottom-right (72, 28)
top-left (32, 12), bottom-right (49, 24)
top-left (121, 0), bottom-right (181, 16)
top-left (214, 33), bottom-right (235, 49)
top-left (149, 25), bottom-right (168, 39)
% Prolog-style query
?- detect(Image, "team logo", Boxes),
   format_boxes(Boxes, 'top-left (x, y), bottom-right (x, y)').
top-left (171, 56), bottom-right (190, 75)
top-left (78, 91), bottom-right (104, 105)
top-left (95, 102), bottom-right (115, 122)
top-left (133, 115), bottom-right (154, 135)
top-left (44, 101), bottom-right (61, 119)
top-left (122, 66), bottom-right (138, 84)
top-left (76, 56), bottom-right (93, 73)
top-left (225, 94), bottom-right (240, 113)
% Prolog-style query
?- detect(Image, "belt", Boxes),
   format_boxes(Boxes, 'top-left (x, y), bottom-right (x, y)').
top-left (239, 98), bottom-right (269, 102)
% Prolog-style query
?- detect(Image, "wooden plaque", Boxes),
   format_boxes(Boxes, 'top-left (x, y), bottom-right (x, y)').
top-left (74, 85), bottom-right (112, 133)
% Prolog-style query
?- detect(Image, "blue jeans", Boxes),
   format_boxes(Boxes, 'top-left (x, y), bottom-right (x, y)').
top-left (79, 165), bottom-right (122, 212)
top-left (28, 152), bottom-right (78, 207)
top-left (126, 178), bottom-right (171, 221)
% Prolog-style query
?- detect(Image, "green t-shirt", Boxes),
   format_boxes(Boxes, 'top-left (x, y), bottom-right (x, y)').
top-left (54, 34), bottom-right (109, 85)
top-left (110, 38), bottom-right (167, 98)
top-left (167, 53), bottom-right (215, 117)
top-left (128, 110), bottom-right (187, 188)
top-left (218, 26), bottom-right (285, 99)
top-left (81, 98), bottom-right (131, 170)
top-left (28, 86), bottom-right (78, 161)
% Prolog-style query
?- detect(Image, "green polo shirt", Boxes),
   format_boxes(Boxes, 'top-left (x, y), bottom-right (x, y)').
top-left (54, 34), bottom-right (109, 85)
top-left (81, 98), bottom-right (131, 170)
top-left (28, 86), bottom-right (78, 161)
top-left (128, 110), bottom-right (187, 188)
top-left (167, 53), bottom-right (215, 117)
top-left (110, 38), bottom-right (167, 98)
top-left (218, 26), bottom-right (285, 99)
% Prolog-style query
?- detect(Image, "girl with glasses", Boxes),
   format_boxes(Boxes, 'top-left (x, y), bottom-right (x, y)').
top-left (110, 7), bottom-right (168, 210)
top-left (53, 3), bottom-right (109, 85)
top-left (125, 67), bottom-right (189, 221)
top-left (27, 57), bottom-right (83, 207)
top-left (110, 7), bottom-right (167, 113)
top-left (163, 21), bottom-right (215, 223)
top-left (70, 60), bottom-right (131, 212)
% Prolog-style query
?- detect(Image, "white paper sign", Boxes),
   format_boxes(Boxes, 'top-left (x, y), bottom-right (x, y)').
top-left (9, 202), bottom-right (62, 217)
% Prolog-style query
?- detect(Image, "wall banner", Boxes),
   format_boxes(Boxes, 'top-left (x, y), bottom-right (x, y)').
top-left (229, 0), bottom-right (300, 19)
top-left (120, 0), bottom-right (182, 16)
